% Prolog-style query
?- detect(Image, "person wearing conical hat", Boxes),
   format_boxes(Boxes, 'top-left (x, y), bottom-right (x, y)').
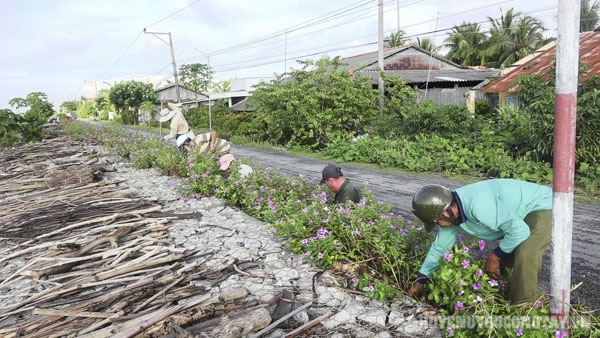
top-left (159, 102), bottom-right (195, 141)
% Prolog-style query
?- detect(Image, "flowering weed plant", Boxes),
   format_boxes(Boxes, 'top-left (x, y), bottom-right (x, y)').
top-left (426, 239), bottom-right (600, 337)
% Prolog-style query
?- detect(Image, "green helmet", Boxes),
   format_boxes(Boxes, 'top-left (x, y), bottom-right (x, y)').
top-left (411, 184), bottom-right (453, 232)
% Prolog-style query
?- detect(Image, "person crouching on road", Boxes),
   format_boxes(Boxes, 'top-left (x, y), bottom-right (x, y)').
top-left (194, 131), bottom-right (231, 155)
top-left (319, 164), bottom-right (362, 204)
top-left (159, 103), bottom-right (195, 141)
top-left (218, 154), bottom-right (253, 178)
top-left (407, 178), bottom-right (552, 305)
top-left (176, 135), bottom-right (196, 154)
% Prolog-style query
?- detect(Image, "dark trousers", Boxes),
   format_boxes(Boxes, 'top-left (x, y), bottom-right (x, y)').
top-left (501, 210), bottom-right (552, 304)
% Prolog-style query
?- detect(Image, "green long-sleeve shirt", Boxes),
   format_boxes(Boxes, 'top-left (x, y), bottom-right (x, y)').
top-left (334, 179), bottom-right (363, 204)
top-left (419, 179), bottom-right (552, 277)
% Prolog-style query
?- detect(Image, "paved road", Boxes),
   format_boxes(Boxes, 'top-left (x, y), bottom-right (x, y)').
top-left (232, 144), bottom-right (600, 311)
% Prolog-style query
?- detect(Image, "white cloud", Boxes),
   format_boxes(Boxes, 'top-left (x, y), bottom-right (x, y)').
top-left (0, 0), bottom-right (558, 110)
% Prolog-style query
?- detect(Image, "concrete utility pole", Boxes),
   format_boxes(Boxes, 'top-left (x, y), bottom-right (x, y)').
top-left (550, 0), bottom-right (580, 333)
top-left (377, 0), bottom-right (384, 111)
top-left (144, 29), bottom-right (181, 103)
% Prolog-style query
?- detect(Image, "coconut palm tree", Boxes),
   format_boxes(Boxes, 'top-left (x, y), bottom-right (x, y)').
top-left (580, 0), bottom-right (600, 31)
top-left (416, 37), bottom-right (438, 53)
top-left (485, 8), bottom-right (549, 68)
top-left (443, 22), bottom-right (486, 66)
top-left (384, 30), bottom-right (407, 48)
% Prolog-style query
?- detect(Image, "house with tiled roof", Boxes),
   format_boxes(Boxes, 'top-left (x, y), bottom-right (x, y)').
top-left (341, 45), bottom-right (501, 109)
top-left (481, 30), bottom-right (600, 107)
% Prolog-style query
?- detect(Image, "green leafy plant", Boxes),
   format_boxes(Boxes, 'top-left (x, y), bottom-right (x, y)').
top-left (425, 239), bottom-right (599, 337)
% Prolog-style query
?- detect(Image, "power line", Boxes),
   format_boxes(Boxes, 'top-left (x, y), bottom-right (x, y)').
top-left (94, 30), bottom-right (144, 80)
top-left (145, 0), bottom-right (203, 29)
top-left (95, 0), bottom-right (561, 88)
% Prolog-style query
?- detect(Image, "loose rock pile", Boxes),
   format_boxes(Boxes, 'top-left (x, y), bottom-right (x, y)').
top-left (0, 137), bottom-right (441, 337)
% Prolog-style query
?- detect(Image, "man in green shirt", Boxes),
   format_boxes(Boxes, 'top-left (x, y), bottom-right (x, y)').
top-left (319, 164), bottom-right (363, 204)
top-left (407, 179), bottom-right (552, 304)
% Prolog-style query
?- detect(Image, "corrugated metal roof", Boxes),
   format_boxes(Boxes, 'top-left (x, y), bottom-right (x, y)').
top-left (340, 45), bottom-right (465, 71)
top-left (482, 31), bottom-right (600, 93)
top-left (355, 68), bottom-right (501, 84)
top-left (339, 45), bottom-right (499, 85)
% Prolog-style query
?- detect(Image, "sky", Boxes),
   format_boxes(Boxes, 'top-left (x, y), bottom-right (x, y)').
top-left (0, 0), bottom-right (560, 111)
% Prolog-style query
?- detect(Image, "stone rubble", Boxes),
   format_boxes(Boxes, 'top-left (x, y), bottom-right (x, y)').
top-left (97, 146), bottom-right (442, 338)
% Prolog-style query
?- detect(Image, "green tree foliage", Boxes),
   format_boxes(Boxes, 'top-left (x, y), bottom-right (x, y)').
top-left (179, 63), bottom-right (213, 100)
top-left (485, 8), bottom-right (550, 69)
top-left (581, 0), bottom-right (600, 32)
top-left (516, 73), bottom-right (600, 165)
top-left (248, 57), bottom-right (380, 150)
top-left (60, 100), bottom-right (78, 114)
top-left (94, 89), bottom-right (114, 120)
top-left (384, 30), bottom-right (407, 48)
top-left (444, 22), bottom-right (487, 66)
top-left (399, 101), bottom-right (477, 139)
top-left (212, 79), bottom-right (231, 93)
top-left (0, 109), bottom-right (22, 147)
top-left (373, 74), bottom-right (418, 138)
top-left (8, 92), bottom-right (55, 141)
top-left (76, 101), bottom-right (97, 119)
top-left (444, 8), bottom-right (553, 68)
top-left (109, 81), bottom-right (157, 125)
top-left (416, 37), bottom-right (437, 53)
top-left (185, 100), bottom-right (230, 132)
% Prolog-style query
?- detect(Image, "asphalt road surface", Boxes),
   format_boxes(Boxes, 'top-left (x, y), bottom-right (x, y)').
top-left (231, 143), bottom-right (600, 311)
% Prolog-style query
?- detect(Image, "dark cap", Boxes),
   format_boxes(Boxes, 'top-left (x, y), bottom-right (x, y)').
top-left (320, 164), bottom-right (342, 184)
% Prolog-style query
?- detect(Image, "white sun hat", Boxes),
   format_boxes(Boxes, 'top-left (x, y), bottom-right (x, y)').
top-left (158, 108), bottom-right (176, 123)
top-left (176, 135), bottom-right (190, 148)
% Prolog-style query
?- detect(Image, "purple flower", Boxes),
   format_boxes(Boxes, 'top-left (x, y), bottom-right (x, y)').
top-left (400, 228), bottom-right (407, 236)
top-left (301, 238), bottom-right (309, 245)
top-left (459, 279), bottom-right (466, 286)
top-left (354, 228), bottom-right (361, 235)
top-left (368, 285), bottom-right (374, 292)
top-left (447, 327), bottom-right (454, 334)
top-left (455, 301), bottom-right (464, 312)
top-left (488, 280), bottom-right (499, 287)
top-left (322, 218), bottom-right (329, 223)
top-left (475, 269), bottom-right (483, 278)
top-left (535, 300), bottom-right (542, 308)
top-left (479, 240), bottom-right (486, 251)
top-left (317, 252), bottom-right (324, 259)
top-left (472, 283), bottom-right (481, 290)
top-left (515, 327), bottom-right (523, 336)
top-left (352, 277), bottom-right (358, 285)
top-left (444, 252), bottom-right (452, 262)
top-left (556, 331), bottom-right (567, 338)
top-left (462, 260), bottom-right (471, 269)
top-left (458, 290), bottom-right (464, 295)
top-left (463, 246), bottom-right (469, 253)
